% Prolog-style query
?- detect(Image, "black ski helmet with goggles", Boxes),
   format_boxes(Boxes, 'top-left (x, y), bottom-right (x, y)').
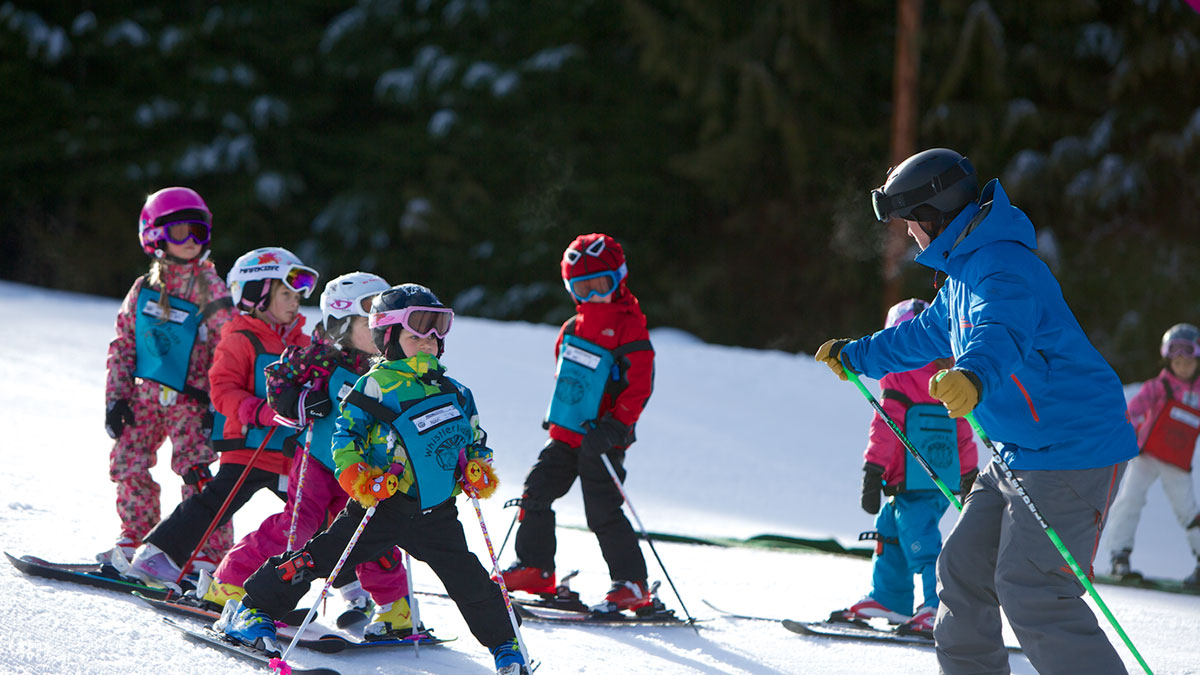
top-left (871, 148), bottom-right (979, 227)
top-left (369, 283), bottom-right (453, 359)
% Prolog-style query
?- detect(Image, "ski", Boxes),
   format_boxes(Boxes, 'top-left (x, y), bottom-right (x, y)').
top-left (136, 593), bottom-right (452, 652)
top-left (513, 601), bottom-right (703, 627)
top-left (782, 619), bottom-right (1022, 653)
top-left (133, 591), bottom-right (311, 626)
top-left (5, 551), bottom-right (192, 598)
top-left (1093, 573), bottom-right (1200, 596)
top-left (161, 616), bottom-right (341, 674)
top-left (701, 599), bottom-right (781, 622)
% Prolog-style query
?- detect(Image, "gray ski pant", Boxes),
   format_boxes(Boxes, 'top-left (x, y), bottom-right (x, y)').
top-left (934, 460), bottom-right (1127, 675)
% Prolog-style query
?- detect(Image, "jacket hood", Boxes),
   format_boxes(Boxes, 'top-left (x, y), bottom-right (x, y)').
top-left (915, 179), bottom-right (1037, 272)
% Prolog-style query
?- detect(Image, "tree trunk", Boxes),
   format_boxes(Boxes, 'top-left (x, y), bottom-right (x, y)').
top-left (882, 0), bottom-right (923, 312)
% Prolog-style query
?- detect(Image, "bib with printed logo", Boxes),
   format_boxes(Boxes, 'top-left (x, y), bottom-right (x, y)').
top-left (546, 333), bottom-right (615, 434)
top-left (134, 287), bottom-right (201, 392)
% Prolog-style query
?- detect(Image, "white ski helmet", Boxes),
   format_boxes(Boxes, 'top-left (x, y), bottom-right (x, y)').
top-left (319, 271), bottom-right (391, 345)
top-left (1161, 323), bottom-right (1200, 359)
top-left (227, 247), bottom-right (319, 313)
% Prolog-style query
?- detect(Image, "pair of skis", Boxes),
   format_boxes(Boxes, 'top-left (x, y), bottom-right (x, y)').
top-left (703, 600), bottom-right (1023, 652)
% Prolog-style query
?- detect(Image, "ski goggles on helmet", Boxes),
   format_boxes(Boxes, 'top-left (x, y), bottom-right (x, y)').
top-left (369, 306), bottom-right (454, 339)
top-left (327, 292), bottom-right (378, 317)
top-left (282, 265), bottom-right (320, 297)
top-left (145, 220), bottom-right (211, 246)
top-left (564, 266), bottom-right (625, 302)
top-left (870, 157), bottom-right (974, 222)
top-left (1162, 339), bottom-right (1200, 359)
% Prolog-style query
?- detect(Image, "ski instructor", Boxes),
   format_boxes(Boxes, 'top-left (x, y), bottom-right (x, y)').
top-left (814, 148), bottom-right (1137, 674)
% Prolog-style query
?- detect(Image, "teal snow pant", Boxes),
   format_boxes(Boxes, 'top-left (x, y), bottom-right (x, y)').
top-left (934, 461), bottom-right (1127, 675)
top-left (869, 491), bottom-right (949, 615)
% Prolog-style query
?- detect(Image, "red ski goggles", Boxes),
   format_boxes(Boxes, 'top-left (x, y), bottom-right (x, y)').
top-left (368, 306), bottom-right (454, 339)
top-left (145, 220), bottom-right (211, 246)
top-left (564, 265), bottom-right (626, 302)
top-left (1163, 339), bottom-right (1200, 359)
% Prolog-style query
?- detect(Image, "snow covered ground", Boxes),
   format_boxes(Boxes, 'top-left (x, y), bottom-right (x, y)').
top-left (1, 279), bottom-right (1197, 674)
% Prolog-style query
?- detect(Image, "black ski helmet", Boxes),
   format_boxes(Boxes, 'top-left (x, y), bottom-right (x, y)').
top-left (370, 283), bottom-right (448, 359)
top-left (871, 148), bottom-right (979, 224)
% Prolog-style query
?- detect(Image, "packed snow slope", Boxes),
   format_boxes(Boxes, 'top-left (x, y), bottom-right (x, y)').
top-left (1, 280), bottom-right (1197, 674)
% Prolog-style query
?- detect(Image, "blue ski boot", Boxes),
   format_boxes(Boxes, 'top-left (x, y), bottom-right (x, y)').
top-left (490, 637), bottom-right (529, 675)
top-left (213, 599), bottom-right (281, 655)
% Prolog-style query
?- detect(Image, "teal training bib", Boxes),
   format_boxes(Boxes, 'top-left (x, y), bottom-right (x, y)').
top-left (545, 333), bottom-right (615, 434)
top-left (306, 366), bottom-right (361, 473)
top-left (393, 392), bottom-right (474, 511)
top-left (211, 331), bottom-right (299, 453)
top-left (133, 287), bottom-right (201, 392)
top-left (903, 403), bottom-right (962, 492)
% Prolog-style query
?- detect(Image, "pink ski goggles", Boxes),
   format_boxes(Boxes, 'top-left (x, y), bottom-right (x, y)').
top-left (368, 306), bottom-right (454, 339)
top-left (1163, 339), bottom-right (1200, 359)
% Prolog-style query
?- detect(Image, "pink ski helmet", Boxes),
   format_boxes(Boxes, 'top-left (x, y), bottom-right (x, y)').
top-left (886, 297), bottom-right (930, 329)
top-left (138, 187), bottom-right (212, 257)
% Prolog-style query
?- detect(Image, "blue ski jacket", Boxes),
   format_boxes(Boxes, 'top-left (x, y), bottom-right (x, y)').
top-left (842, 179), bottom-right (1137, 471)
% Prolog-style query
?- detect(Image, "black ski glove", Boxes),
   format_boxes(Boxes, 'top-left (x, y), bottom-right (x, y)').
top-left (861, 462), bottom-right (885, 515)
top-left (960, 468), bottom-right (979, 496)
top-left (579, 415), bottom-right (630, 459)
top-left (105, 399), bottom-right (135, 439)
top-left (300, 388), bottom-right (333, 420)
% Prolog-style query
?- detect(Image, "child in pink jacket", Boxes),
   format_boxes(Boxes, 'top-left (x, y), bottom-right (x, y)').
top-left (829, 298), bottom-right (978, 637)
top-left (1106, 323), bottom-right (1200, 585)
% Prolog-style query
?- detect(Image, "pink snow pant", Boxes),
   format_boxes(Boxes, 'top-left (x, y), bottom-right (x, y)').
top-left (214, 447), bottom-right (408, 605)
top-left (108, 382), bottom-right (232, 559)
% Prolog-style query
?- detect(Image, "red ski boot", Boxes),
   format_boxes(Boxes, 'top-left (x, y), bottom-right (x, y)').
top-left (496, 563), bottom-right (555, 595)
top-left (590, 580), bottom-right (653, 613)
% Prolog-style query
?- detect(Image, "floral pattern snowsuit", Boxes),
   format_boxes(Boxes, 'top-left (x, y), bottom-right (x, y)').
top-left (105, 258), bottom-right (236, 556)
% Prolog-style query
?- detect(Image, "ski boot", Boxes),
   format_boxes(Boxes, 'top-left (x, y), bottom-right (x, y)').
top-left (179, 569), bottom-right (245, 611)
top-left (127, 543), bottom-right (184, 592)
top-left (1183, 558), bottom-right (1200, 588)
top-left (895, 605), bottom-right (936, 638)
top-left (828, 596), bottom-right (910, 625)
top-left (363, 597), bottom-right (416, 641)
top-left (96, 536), bottom-right (140, 569)
top-left (590, 579), bottom-right (654, 614)
top-left (496, 562), bottom-right (555, 595)
top-left (214, 599), bottom-right (281, 655)
top-left (491, 637), bottom-right (529, 675)
top-left (1110, 548), bottom-right (1142, 581)
top-left (336, 581), bottom-right (375, 629)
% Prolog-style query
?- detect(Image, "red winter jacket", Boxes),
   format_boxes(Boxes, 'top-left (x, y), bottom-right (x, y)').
top-left (1127, 368), bottom-right (1200, 470)
top-left (548, 287), bottom-right (654, 448)
top-left (208, 313), bottom-right (310, 473)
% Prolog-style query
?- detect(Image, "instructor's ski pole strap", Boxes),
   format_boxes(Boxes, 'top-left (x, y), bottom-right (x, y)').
top-left (963, 412), bottom-right (1153, 675)
top-left (844, 369), bottom-right (962, 511)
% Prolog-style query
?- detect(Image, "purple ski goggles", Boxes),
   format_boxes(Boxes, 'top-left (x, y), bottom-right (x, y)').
top-left (144, 220), bottom-right (211, 247)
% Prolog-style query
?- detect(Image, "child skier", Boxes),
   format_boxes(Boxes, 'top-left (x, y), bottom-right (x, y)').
top-left (498, 233), bottom-right (656, 613)
top-left (1107, 323), bottom-right (1200, 586)
top-left (216, 283), bottom-right (528, 675)
top-left (193, 272), bottom-right (420, 639)
top-left (100, 187), bottom-right (237, 567)
top-left (125, 247), bottom-right (317, 586)
top-left (816, 147), bottom-right (1136, 674)
top-left (829, 297), bottom-right (978, 637)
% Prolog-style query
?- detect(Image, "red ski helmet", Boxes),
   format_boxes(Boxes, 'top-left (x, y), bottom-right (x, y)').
top-left (138, 187), bottom-right (212, 257)
top-left (560, 233), bottom-right (627, 302)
